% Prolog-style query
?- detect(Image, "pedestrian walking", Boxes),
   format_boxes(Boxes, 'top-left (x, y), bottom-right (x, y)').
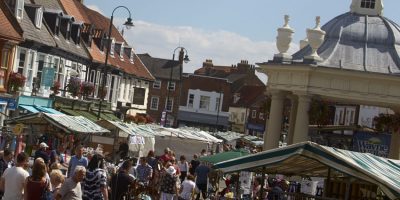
top-left (67, 144), bottom-right (88, 178)
top-left (0, 149), bottom-right (13, 198)
top-left (82, 154), bottom-right (108, 200)
top-left (189, 154), bottom-right (200, 175)
top-left (179, 174), bottom-right (196, 200)
top-left (34, 142), bottom-right (50, 165)
top-left (24, 158), bottom-right (51, 200)
top-left (50, 169), bottom-right (65, 198)
top-left (178, 155), bottom-right (189, 183)
top-left (0, 152), bottom-right (30, 200)
top-left (160, 166), bottom-right (179, 200)
top-left (195, 162), bottom-right (210, 200)
top-left (56, 165), bottom-right (86, 200)
top-left (136, 157), bottom-right (153, 185)
top-left (110, 160), bottom-right (135, 200)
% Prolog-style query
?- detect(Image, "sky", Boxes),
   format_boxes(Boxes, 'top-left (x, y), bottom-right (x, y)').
top-left (84, 0), bottom-right (400, 80)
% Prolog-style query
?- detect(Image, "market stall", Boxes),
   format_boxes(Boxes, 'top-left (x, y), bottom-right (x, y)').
top-left (6, 112), bottom-right (109, 157)
top-left (214, 141), bottom-right (400, 199)
top-left (96, 120), bottom-right (155, 158)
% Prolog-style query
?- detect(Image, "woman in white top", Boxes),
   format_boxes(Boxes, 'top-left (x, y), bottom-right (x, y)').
top-left (179, 174), bottom-right (196, 200)
top-left (177, 155), bottom-right (189, 183)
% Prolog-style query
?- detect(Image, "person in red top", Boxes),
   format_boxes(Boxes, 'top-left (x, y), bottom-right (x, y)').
top-left (159, 148), bottom-right (172, 165)
top-left (25, 158), bottom-right (50, 200)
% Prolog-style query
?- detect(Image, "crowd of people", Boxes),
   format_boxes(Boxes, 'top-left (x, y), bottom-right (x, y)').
top-left (0, 142), bottom-right (212, 200)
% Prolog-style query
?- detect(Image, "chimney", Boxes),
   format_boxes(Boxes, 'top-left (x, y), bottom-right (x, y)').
top-left (203, 59), bottom-right (213, 68)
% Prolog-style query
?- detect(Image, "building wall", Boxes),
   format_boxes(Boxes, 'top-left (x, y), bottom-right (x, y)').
top-left (229, 106), bottom-right (247, 133)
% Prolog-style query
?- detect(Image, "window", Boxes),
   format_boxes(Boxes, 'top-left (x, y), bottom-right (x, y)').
top-left (0, 70), bottom-right (4, 89)
top-left (132, 87), bottom-right (145, 105)
top-left (76, 27), bottom-right (81, 45)
top-left (16, 0), bottom-right (24, 19)
top-left (66, 22), bottom-right (71, 40)
top-left (150, 96), bottom-right (159, 110)
top-left (215, 97), bottom-right (221, 111)
top-left (199, 96), bottom-right (210, 110)
top-left (165, 98), bottom-right (174, 112)
top-left (252, 110), bottom-right (257, 118)
top-left (35, 7), bottom-right (42, 28)
top-left (361, 0), bottom-right (375, 9)
top-left (259, 113), bottom-right (264, 120)
top-left (25, 51), bottom-right (35, 87)
top-left (17, 49), bottom-right (26, 74)
top-left (130, 49), bottom-right (134, 63)
top-left (110, 40), bottom-right (115, 55)
top-left (36, 54), bottom-right (45, 87)
top-left (188, 94), bottom-right (194, 108)
top-left (55, 58), bottom-right (64, 88)
top-left (153, 80), bottom-right (161, 89)
top-left (120, 44), bottom-right (124, 59)
top-left (167, 81), bottom-right (176, 91)
top-left (1, 50), bottom-right (9, 69)
top-left (241, 112), bottom-right (245, 122)
top-left (55, 17), bottom-right (60, 36)
top-left (94, 71), bottom-right (100, 97)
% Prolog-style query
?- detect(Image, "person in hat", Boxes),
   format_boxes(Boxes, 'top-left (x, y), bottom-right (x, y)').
top-left (160, 166), bottom-right (179, 200)
top-left (34, 142), bottom-right (50, 165)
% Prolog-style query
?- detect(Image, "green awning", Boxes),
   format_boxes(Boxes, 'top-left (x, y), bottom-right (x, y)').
top-left (199, 149), bottom-right (249, 165)
top-left (214, 142), bottom-right (400, 199)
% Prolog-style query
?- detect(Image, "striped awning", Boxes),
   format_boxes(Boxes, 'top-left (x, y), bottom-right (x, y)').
top-left (213, 142), bottom-right (400, 199)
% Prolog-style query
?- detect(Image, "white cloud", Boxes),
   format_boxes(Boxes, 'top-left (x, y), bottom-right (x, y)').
top-left (119, 20), bottom-right (299, 82)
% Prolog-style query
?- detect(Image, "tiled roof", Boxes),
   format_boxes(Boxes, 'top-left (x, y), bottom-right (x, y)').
top-left (0, 0), bottom-right (23, 42)
top-left (232, 85), bottom-right (266, 107)
top-left (19, 1), bottom-right (56, 47)
top-left (59, 0), bottom-right (154, 81)
top-left (195, 65), bottom-right (236, 77)
top-left (31, 0), bottom-right (90, 60)
top-left (138, 54), bottom-right (180, 80)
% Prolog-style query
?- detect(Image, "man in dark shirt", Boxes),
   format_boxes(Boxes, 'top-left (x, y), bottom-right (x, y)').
top-left (34, 142), bottom-right (50, 164)
top-left (0, 149), bottom-right (13, 198)
top-left (195, 162), bottom-right (210, 200)
top-left (189, 154), bottom-right (200, 175)
top-left (111, 160), bottom-right (135, 200)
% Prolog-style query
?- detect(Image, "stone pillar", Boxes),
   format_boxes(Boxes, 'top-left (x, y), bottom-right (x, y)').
top-left (292, 94), bottom-right (312, 144)
top-left (264, 90), bottom-right (285, 150)
top-left (287, 95), bottom-right (298, 145)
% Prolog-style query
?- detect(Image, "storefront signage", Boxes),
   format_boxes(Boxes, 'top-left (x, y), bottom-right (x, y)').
top-left (352, 131), bottom-right (391, 157)
top-left (0, 97), bottom-right (17, 110)
top-left (42, 67), bottom-right (55, 87)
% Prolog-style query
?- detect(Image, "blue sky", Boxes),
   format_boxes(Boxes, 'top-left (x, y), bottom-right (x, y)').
top-left (84, 0), bottom-right (400, 76)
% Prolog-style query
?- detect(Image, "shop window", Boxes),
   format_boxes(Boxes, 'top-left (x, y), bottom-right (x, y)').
top-left (361, 0), bottom-right (375, 9)
top-left (132, 87), bottom-right (145, 105)
top-left (150, 96), bottom-right (159, 110)
top-left (252, 110), bottom-right (257, 118)
top-left (153, 80), bottom-right (161, 89)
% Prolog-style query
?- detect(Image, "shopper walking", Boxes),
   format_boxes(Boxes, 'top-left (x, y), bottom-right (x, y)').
top-left (56, 165), bottom-right (86, 200)
top-left (178, 155), bottom-right (189, 183)
top-left (160, 166), bottom-right (179, 200)
top-left (82, 154), bottom-right (108, 200)
top-left (110, 160), bottom-right (135, 200)
top-left (25, 159), bottom-right (50, 200)
top-left (67, 145), bottom-right (88, 178)
top-left (0, 152), bottom-right (30, 200)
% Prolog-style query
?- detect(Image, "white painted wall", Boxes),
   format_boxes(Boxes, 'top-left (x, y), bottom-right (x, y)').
top-left (179, 89), bottom-right (229, 117)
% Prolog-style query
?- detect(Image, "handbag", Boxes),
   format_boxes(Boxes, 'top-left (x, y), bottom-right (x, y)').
top-left (41, 179), bottom-right (53, 200)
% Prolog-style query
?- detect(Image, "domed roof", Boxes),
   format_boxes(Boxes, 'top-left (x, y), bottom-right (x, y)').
top-left (292, 12), bottom-right (400, 75)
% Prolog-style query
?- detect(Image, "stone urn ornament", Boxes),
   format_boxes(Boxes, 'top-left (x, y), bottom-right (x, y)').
top-left (275, 15), bottom-right (294, 61)
top-left (305, 16), bottom-right (326, 61)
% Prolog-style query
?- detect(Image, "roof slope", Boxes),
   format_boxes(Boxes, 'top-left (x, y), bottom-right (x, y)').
top-left (232, 85), bottom-right (266, 107)
top-left (214, 141), bottom-right (400, 199)
top-left (138, 54), bottom-right (180, 80)
top-left (0, 0), bottom-right (23, 42)
top-left (59, 0), bottom-right (154, 81)
top-left (293, 12), bottom-right (400, 75)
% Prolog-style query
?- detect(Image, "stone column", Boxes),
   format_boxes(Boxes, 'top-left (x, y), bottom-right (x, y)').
top-left (292, 94), bottom-right (312, 144)
top-left (287, 95), bottom-right (298, 145)
top-left (264, 90), bottom-right (285, 150)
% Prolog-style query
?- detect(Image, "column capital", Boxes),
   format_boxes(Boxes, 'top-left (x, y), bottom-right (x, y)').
top-left (293, 92), bottom-right (312, 102)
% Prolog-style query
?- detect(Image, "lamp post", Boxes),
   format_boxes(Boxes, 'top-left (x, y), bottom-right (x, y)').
top-left (164, 47), bottom-right (189, 127)
top-left (97, 6), bottom-right (134, 120)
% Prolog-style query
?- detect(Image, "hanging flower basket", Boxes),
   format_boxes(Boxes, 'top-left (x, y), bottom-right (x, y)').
top-left (66, 77), bottom-right (81, 97)
top-left (50, 81), bottom-right (61, 95)
top-left (81, 81), bottom-right (95, 98)
top-left (8, 72), bottom-right (26, 93)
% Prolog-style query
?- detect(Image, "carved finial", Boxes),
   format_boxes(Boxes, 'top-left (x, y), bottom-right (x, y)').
top-left (284, 15), bottom-right (290, 27)
top-left (315, 16), bottom-right (321, 28)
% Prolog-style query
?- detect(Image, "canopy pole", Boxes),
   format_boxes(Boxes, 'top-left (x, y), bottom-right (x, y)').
top-left (325, 167), bottom-right (331, 198)
top-left (259, 167), bottom-right (266, 200)
top-left (344, 178), bottom-right (351, 200)
top-left (236, 172), bottom-right (240, 200)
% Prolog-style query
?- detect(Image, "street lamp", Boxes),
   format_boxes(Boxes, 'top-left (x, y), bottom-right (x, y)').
top-left (164, 47), bottom-right (189, 127)
top-left (97, 6), bottom-right (134, 120)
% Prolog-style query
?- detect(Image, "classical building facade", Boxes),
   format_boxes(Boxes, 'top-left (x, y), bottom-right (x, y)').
top-left (260, 0), bottom-right (400, 159)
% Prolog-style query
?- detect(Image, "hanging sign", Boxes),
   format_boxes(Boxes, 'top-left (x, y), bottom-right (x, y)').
top-left (13, 124), bottom-right (24, 135)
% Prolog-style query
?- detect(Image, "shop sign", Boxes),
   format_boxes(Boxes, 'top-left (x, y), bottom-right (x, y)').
top-left (41, 67), bottom-right (55, 87)
top-left (352, 131), bottom-right (391, 157)
top-left (0, 97), bottom-right (16, 110)
top-left (12, 123), bottom-right (24, 135)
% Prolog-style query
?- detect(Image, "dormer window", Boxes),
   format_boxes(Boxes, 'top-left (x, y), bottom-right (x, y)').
top-left (120, 43), bottom-right (124, 59)
top-left (35, 7), bottom-right (43, 28)
top-left (110, 39), bottom-right (115, 56)
top-left (66, 22), bottom-right (71, 40)
top-left (76, 27), bottom-right (81, 45)
top-left (130, 49), bottom-right (134, 63)
top-left (361, 0), bottom-right (375, 9)
top-left (15, 0), bottom-right (24, 19)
